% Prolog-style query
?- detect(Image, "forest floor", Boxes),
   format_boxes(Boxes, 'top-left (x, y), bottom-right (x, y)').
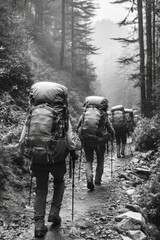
top-left (1, 142), bottom-right (148, 240)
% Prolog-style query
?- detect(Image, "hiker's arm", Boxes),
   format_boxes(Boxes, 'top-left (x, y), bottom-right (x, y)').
top-left (106, 118), bottom-right (115, 138)
top-left (66, 120), bottom-right (77, 151)
top-left (66, 120), bottom-right (78, 160)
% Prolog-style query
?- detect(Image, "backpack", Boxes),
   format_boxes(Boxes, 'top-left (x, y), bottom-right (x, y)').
top-left (78, 96), bottom-right (109, 145)
top-left (111, 105), bottom-right (127, 132)
top-left (124, 108), bottom-right (134, 133)
top-left (24, 81), bottom-right (69, 165)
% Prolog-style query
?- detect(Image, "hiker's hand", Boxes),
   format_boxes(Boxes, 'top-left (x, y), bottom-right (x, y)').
top-left (70, 150), bottom-right (79, 161)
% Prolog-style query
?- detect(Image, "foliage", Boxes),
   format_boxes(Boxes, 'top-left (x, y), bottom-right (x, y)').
top-left (134, 116), bottom-right (160, 151)
top-left (138, 159), bottom-right (160, 226)
top-left (0, 1), bottom-right (33, 104)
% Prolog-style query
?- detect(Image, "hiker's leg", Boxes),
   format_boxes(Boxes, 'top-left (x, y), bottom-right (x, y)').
top-left (48, 161), bottom-right (66, 224)
top-left (115, 132), bottom-right (121, 158)
top-left (84, 144), bottom-right (94, 190)
top-left (121, 131), bottom-right (127, 156)
top-left (95, 144), bottom-right (106, 184)
top-left (33, 165), bottom-right (49, 237)
top-left (33, 166), bottom-right (49, 220)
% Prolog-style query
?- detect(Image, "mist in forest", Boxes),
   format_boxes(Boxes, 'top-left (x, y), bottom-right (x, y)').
top-left (91, 19), bottom-right (140, 110)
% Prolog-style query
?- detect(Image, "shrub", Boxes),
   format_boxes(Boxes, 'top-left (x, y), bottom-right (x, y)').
top-left (134, 115), bottom-right (160, 151)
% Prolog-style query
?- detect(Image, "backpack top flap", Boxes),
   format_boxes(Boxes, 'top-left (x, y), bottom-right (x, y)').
top-left (84, 96), bottom-right (108, 111)
top-left (111, 105), bottom-right (124, 112)
top-left (30, 81), bottom-right (68, 106)
top-left (124, 108), bottom-right (133, 114)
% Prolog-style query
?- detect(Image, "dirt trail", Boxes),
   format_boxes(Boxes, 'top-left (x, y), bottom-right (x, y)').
top-left (13, 144), bottom-right (134, 240)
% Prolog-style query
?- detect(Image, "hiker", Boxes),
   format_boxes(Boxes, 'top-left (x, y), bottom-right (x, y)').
top-left (77, 96), bottom-right (115, 191)
top-left (111, 105), bottom-right (128, 158)
top-left (125, 108), bottom-right (136, 137)
top-left (19, 81), bottom-right (78, 238)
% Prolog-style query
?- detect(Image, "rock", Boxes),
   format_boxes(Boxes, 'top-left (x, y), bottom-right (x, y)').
top-left (116, 218), bottom-right (141, 232)
top-left (125, 204), bottom-right (141, 213)
top-left (156, 157), bottom-right (160, 164)
top-left (131, 158), bottom-right (139, 164)
top-left (120, 235), bottom-right (133, 240)
top-left (127, 230), bottom-right (147, 240)
top-left (145, 150), bottom-right (154, 158)
top-left (135, 167), bottom-right (151, 177)
top-left (115, 211), bottom-right (145, 225)
top-left (117, 208), bottom-right (129, 214)
top-left (118, 173), bottom-right (130, 180)
top-left (126, 188), bottom-right (135, 195)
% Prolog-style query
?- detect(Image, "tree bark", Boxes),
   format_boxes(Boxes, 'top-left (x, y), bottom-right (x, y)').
top-left (146, 0), bottom-right (153, 117)
top-left (59, 0), bottom-right (65, 69)
top-left (71, 0), bottom-right (75, 76)
top-left (137, 0), bottom-right (146, 117)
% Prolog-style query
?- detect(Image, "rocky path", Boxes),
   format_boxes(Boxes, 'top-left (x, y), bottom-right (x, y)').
top-left (11, 143), bottom-right (136, 240)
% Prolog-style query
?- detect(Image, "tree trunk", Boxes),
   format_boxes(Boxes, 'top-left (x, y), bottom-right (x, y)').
top-left (71, 0), bottom-right (75, 76)
top-left (59, 0), bottom-right (65, 69)
top-left (146, 0), bottom-right (153, 117)
top-left (137, 0), bottom-right (146, 117)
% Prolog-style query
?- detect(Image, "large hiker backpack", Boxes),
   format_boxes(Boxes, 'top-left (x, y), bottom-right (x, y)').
top-left (124, 108), bottom-right (134, 133)
top-left (25, 81), bottom-right (69, 164)
top-left (111, 105), bottom-right (127, 132)
top-left (78, 96), bottom-right (109, 145)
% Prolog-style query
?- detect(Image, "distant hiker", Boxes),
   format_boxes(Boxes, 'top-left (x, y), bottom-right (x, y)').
top-left (111, 105), bottom-right (127, 158)
top-left (124, 108), bottom-right (136, 137)
top-left (19, 81), bottom-right (78, 238)
top-left (77, 96), bottom-right (115, 191)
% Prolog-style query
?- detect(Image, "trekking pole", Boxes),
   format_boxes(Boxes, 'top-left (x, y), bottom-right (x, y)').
top-left (69, 155), bottom-right (72, 179)
top-left (28, 171), bottom-right (33, 206)
top-left (78, 142), bottom-right (83, 182)
top-left (71, 156), bottom-right (75, 221)
top-left (111, 140), bottom-right (114, 178)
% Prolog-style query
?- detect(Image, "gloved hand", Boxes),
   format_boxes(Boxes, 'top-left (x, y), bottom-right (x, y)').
top-left (70, 150), bottom-right (79, 161)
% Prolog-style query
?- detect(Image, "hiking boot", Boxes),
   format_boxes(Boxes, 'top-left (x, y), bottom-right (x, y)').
top-left (87, 181), bottom-right (95, 191)
top-left (95, 181), bottom-right (101, 185)
top-left (34, 219), bottom-right (47, 238)
top-left (48, 206), bottom-right (61, 225)
top-left (121, 144), bottom-right (125, 157)
top-left (121, 153), bottom-right (125, 158)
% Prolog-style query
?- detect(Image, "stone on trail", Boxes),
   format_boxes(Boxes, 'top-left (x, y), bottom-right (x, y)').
top-left (116, 218), bottom-right (141, 232)
top-left (126, 188), bottom-right (135, 195)
top-left (120, 235), bottom-right (132, 240)
top-left (115, 211), bottom-right (145, 225)
top-left (127, 230), bottom-right (147, 240)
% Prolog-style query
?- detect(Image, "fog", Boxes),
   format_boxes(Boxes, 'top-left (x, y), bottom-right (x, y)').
top-left (91, 19), bottom-right (140, 110)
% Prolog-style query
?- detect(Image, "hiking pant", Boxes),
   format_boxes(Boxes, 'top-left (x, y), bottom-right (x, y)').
top-left (115, 129), bottom-right (127, 145)
top-left (84, 143), bottom-right (106, 183)
top-left (32, 161), bottom-right (66, 221)
top-left (115, 129), bottom-right (127, 156)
